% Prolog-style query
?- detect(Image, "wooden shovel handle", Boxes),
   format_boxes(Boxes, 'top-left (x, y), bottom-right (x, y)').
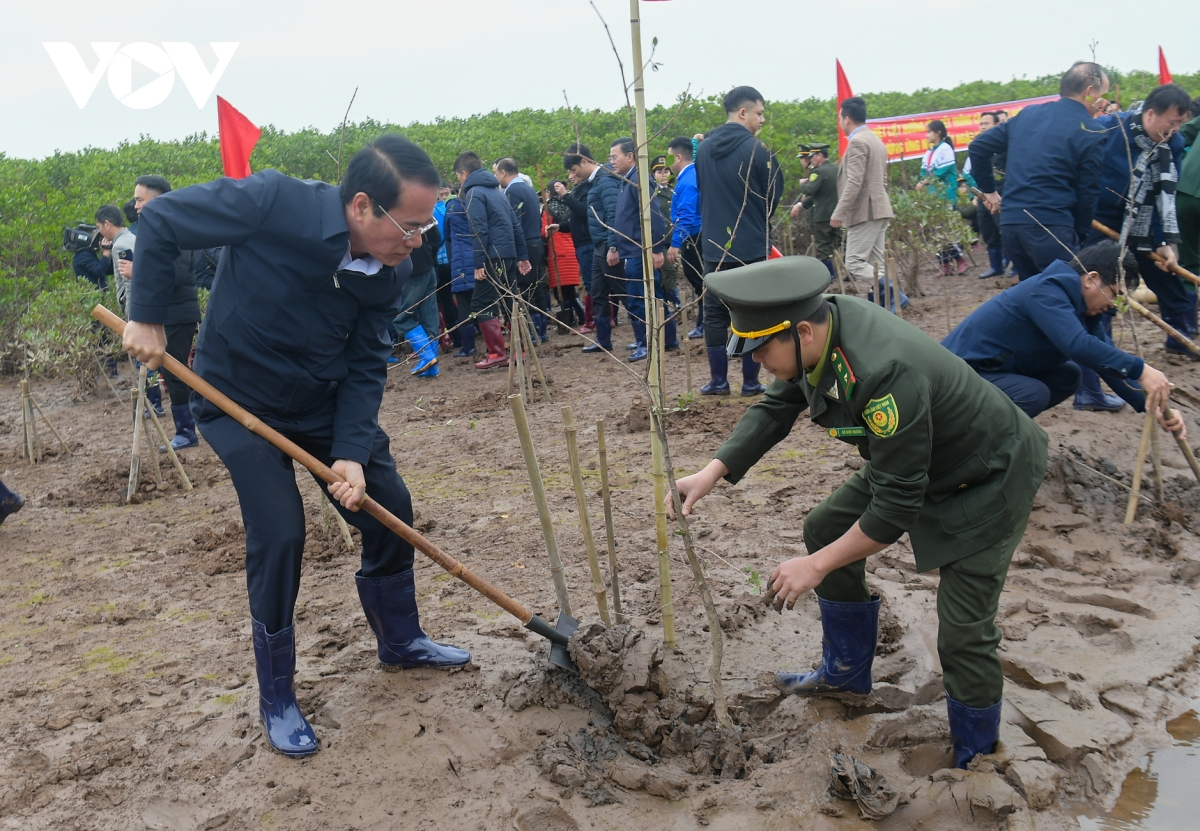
top-left (1091, 220), bottom-right (1200, 288)
top-left (92, 305), bottom-right (534, 625)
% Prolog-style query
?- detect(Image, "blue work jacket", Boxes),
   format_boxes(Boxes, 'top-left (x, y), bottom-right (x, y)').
top-left (129, 169), bottom-right (412, 465)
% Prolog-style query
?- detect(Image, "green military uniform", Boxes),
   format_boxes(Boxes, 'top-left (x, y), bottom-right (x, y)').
top-left (652, 155), bottom-right (680, 292)
top-left (794, 145), bottom-right (841, 263)
top-left (707, 257), bottom-right (1048, 712)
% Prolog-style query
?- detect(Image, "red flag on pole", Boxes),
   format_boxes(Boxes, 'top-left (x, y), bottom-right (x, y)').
top-left (1158, 47), bottom-right (1172, 85)
top-left (217, 96), bottom-right (261, 179)
top-left (836, 60), bottom-right (855, 158)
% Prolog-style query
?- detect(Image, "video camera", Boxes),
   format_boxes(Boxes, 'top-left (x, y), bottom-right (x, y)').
top-left (62, 222), bottom-right (101, 253)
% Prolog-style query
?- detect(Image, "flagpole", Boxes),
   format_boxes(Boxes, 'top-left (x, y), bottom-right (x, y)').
top-left (628, 0), bottom-right (675, 649)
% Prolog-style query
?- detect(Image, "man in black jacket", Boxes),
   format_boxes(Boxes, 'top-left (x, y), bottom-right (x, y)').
top-left (695, 85), bottom-right (782, 396)
top-left (123, 175), bottom-right (203, 448)
top-left (453, 151), bottom-right (530, 369)
top-left (554, 145), bottom-right (597, 332)
top-left (495, 158), bottom-right (550, 341)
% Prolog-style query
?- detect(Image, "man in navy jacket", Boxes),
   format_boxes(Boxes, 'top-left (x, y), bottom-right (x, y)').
top-left (942, 242), bottom-right (1180, 435)
top-left (969, 62), bottom-right (1109, 281)
top-left (610, 136), bottom-right (672, 361)
top-left (123, 135), bottom-right (470, 759)
top-left (1085, 84), bottom-right (1192, 359)
top-left (494, 157), bottom-right (549, 341)
top-left (452, 151), bottom-right (529, 369)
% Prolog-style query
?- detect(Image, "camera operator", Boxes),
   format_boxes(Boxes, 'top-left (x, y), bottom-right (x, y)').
top-left (120, 175), bottom-right (203, 450)
top-left (70, 225), bottom-right (112, 292)
top-left (95, 205), bottom-right (136, 313)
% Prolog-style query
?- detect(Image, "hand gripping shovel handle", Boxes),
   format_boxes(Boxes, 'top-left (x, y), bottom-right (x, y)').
top-left (93, 305), bottom-right (569, 649)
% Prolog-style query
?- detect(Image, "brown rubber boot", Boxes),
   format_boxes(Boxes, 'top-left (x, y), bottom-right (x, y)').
top-left (474, 318), bottom-right (508, 370)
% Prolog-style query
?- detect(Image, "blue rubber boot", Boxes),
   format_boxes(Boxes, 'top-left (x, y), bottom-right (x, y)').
top-left (947, 695), bottom-right (1003, 769)
top-left (164, 404), bottom-right (199, 451)
top-left (701, 347), bottom-right (730, 395)
top-left (0, 480), bottom-right (24, 526)
top-left (251, 618), bottom-right (319, 757)
top-left (405, 325), bottom-right (439, 377)
top-left (776, 595), bottom-right (880, 696)
top-left (741, 353), bottom-right (766, 396)
top-left (145, 379), bottom-right (165, 418)
top-left (355, 569), bottom-right (471, 669)
top-left (453, 322), bottom-right (477, 358)
top-left (979, 248), bottom-right (1003, 278)
top-left (583, 315), bottom-right (612, 353)
top-left (629, 319), bottom-right (648, 362)
top-left (1073, 367), bottom-right (1124, 411)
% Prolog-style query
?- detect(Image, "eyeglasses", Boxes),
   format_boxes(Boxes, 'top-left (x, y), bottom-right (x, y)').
top-left (1093, 276), bottom-right (1121, 306)
top-left (370, 197), bottom-right (437, 241)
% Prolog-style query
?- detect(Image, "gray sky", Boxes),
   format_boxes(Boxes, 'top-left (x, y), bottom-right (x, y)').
top-left (1, 0), bottom-right (1194, 160)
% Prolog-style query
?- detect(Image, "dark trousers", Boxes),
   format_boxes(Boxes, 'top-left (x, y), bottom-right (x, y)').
top-left (811, 221), bottom-right (841, 262)
top-left (1001, 223), bottom-right (1078, 281)
top-left (162, 322), bottom-right (198, 406)
top-left (453, 288), bottom-right (474, 323)
top-left (575, 243), bottom-right (593, 294)
top-left (978, 363), bottom-right (1082, 418)
top-left (702, 257), bottom-right (765, 347)
top-left (516, 242), bottom-right (550, 315)
top-left (469, 258), bottom-right (516, 320)
top-left (802, 466), bottom-right (1029, 708)
top-left (590, 245), bottom-right (628, 320)
top-left (435, 263), bottom-right (458, 344)
top-left (196, 407), bottom-right (413, 634)
top-left (977, 204), bottom-right (1002, 251)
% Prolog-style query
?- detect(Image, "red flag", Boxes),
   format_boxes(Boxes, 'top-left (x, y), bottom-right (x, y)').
top-left (836, 60), bottom-right (855, 158)
top-left (1158, 47), bottom-right (1172, 85)
top-left (217, 96), bottom-right (261, 179)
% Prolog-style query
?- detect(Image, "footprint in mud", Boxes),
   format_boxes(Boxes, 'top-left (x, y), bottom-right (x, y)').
top-left (514, 805), bottom-right (579, 831)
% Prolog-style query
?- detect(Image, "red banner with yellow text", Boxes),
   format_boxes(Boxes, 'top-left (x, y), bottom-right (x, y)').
top-left (867, 95), bottom-right (1059, 163)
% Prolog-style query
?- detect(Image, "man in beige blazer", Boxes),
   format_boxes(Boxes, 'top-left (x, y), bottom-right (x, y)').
top-left (830, 97), bottom-right (894, 285)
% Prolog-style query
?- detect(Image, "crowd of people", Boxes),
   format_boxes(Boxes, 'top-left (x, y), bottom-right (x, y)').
top-left (2, 60), bottom-right (1196, 777)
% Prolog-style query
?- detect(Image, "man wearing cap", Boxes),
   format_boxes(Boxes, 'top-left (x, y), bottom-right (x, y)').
top-left (789, 144), bottom-right (841, 280)
top-left (668, 257), bottom-right (1048, 769)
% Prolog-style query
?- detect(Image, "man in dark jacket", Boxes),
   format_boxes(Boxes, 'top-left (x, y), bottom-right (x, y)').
top-left (495, 158), bottom-right (550, 341)
top-left (124, 176), bottom-right (204, 440)
top-left (122, 135), bottom-right (470, 759)
top-left (556, 144), bottom-right (599, 332)
top-left (564, 144), bottom-right (624, 353)
top-left (968, 62), bottom-right (1109, 281)
top-left (943, 242), bottom-right (1181, 426)
top-left (695, 85), bottom-right (782, 396)
top-left (1085, 84), bottom-right (1192, 359)
top-left (453, 151), bottom-right (530, 369)
top-left (610, 137), bottom-right (673, 361)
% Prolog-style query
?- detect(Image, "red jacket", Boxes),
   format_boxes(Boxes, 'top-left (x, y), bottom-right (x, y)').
top-left (543, 211), bottom-right (580, 289)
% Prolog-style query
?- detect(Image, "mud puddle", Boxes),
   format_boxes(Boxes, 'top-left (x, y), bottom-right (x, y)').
top-left (1075, 703), bottom-right (1200, 830)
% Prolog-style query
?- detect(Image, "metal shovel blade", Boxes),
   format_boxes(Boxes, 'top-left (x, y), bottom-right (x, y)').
top-left (548, 612), bottom-right (580, 672)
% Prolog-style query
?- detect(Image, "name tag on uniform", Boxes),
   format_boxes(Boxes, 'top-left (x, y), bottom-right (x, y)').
top-left (828, 426), bottom-right (866, 438)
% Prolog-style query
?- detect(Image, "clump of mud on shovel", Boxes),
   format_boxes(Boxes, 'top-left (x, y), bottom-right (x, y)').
top-left (562, 622), bottom-right (784, 779)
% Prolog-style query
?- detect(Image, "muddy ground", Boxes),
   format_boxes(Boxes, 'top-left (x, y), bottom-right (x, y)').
top-left (2, 260), bottom-right (1200, 831)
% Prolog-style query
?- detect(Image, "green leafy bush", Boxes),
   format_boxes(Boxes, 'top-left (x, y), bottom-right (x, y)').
top-left (21, 273), bottom-right (115, 397)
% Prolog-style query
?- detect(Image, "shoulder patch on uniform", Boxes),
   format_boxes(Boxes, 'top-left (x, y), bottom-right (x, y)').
top-left (863, 394), bottom-right (900, 438)
top-left (830, 348), bottom-right (856, 399)
top-left (808, 173), bottom-right (818, 182)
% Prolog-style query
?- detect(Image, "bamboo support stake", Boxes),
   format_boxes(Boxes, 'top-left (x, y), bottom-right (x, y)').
top-left (506, 302), bottom-right (520, 397)
top-left (517, 310), bottom-right (551, 404)
top-left (1164, 403), bottom-right (1200, 485)
top-left (30, 397), bottom-right (71, 457)
top-left (647, 309), bottom-right (676, 648)
top-left (679, 294), bottom-right (693, 396)
top-left (127, 366), bottom-right (148, 502)
top-left (143, 401), bottom-right (193, 491)
top-left (508, 394), bottom-right (573, 619)
top-left (1124, 411), bottom-right (1155, 524)
top-left (21, 380), bottom-right (40, 464)
top-left (141, 404), bottom-right (163, 488)
top-left (1150, 425), bottom-right (1165, 505)
top-left (562, 407), bottom-right (610, 626)
top-left (97, 355), bottom-right (126, 403)
top-left (596, 419), bottom-right (624, 625)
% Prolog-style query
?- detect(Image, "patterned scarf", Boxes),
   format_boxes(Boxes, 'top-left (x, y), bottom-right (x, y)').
top-left (1125, 104), bottom-right (1180, 251)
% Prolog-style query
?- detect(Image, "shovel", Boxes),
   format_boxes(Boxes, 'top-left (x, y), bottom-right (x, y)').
top-left (93, 305), bottom-right (579, 671)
